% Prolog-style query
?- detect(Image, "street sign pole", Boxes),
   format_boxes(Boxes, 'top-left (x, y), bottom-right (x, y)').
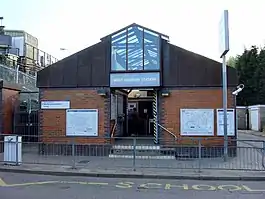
top-left (222, 54), bottom-right (228, 162)
top-left (219, 10), bottom-right (230, 162)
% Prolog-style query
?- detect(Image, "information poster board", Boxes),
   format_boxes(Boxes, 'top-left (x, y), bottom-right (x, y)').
top-left (216, 109), bottom-right (235, 136)
top-left (180, 109), bottom-right (214, 136)
top-left (66, 109), bottom-right (98, 136)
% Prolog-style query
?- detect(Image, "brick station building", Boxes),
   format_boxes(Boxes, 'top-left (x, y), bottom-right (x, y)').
top-left (37, 24), bottom-right (237, 156)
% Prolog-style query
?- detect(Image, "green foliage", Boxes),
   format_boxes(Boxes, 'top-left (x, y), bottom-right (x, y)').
top-left (227, 56), bottom-right (236, 68)
top-left (235, 45), bottom-right (265, 106)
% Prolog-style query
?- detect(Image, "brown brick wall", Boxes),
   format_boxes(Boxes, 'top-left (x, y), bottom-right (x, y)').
top-left (1, 88), bottom-right (20, 134)
top-left (40, 88), bottom-right (110, 144)
top-left (160, 88), bottom-right (235, 146)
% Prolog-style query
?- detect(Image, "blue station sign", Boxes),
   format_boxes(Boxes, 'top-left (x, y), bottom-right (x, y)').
top-left (110, 72), bottom-right (160, 88)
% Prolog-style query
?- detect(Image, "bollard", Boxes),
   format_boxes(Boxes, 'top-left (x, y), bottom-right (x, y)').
top-left (133, 138), bottom-right (136, 171)
top-left (198, 139), bottom-right (202, 173)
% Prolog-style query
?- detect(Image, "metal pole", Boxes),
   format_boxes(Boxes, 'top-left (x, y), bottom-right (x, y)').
top-left (72, 137), bottom-right (76, 169)
top-left (235, 95), bottom-right (237, 138)
top-left (16, 65), bottom-right (19, 83)
top-left (198, 139), bottom-right (202, 173)
top-left (262, 141), bottom-right (265, 169)
top-left (222, 55), bottom-right (228, 162)
top-left (133, 137), bottom-right (136, 171)
top-left (15, 135), bottom-right (19, 166)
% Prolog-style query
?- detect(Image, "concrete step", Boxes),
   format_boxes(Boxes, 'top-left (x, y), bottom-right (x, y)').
top-left (111, 149), bottom-right (161, 156)
top-left (109, 145), bottom-right (176, 159)
top-left (108, 154), bottom-right (175, 159)
top-left (112, 145), bottom-right (160, 150)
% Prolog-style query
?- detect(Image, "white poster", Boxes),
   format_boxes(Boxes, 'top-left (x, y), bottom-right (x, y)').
top-left (41, 101), bottom-right (70, 109)
top-left (66, 109), bottom-right (98, 136)
top-left (180, 109), bottom-right (214, 136)
top-left (216, 109), bottom-right (235, 136)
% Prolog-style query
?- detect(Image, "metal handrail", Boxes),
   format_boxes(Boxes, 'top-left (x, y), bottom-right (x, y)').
top-left (157, 123), bottom-right (177, 140)
top-left (110, 122), bottom-right (117, 138)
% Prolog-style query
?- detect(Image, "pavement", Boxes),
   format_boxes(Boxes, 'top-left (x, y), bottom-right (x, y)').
top-left (0, 131), bottom-right (264, 181)
top-left (1, 172), bottom-right (265, 199)
top-left (239, 130), bottom-right (265, 138)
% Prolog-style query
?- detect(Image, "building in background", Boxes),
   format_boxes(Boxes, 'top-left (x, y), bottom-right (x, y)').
top-left (4, 29), bottom-right (58, 74)
top-left (0, 18), bottom-right (20, 69)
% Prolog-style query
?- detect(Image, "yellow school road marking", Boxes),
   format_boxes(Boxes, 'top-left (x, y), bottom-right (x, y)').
top-left (58, 181), bottom-right (109, 186)
top-left (0, 178), bottom-right (7, 186)
top-left (0, 178), bottom-right (265, 192)
top-left (0, 179), bottom-right (109, 188)
top-left (4, 181), bottom-right (59, 187)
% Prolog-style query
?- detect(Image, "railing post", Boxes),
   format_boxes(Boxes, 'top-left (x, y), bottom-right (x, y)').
top-left (16, 65), bottom-right (19, 84)
top-left (262, 141), bottom-right (265, 169)
top-left (133, 137), bottom-right (136, 171)
top-left (198, 138), bottom-right (202, 173)
top-left (15, 135), bottom-right (19, 166)
top-left (71, 138), bottom-right (76, 169)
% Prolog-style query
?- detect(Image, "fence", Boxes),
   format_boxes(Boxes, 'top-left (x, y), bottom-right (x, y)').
top-left (13, 92), bottom-right (39, 142)
top-left (0, 135), bottom-right (264, 172)
top-left (0, 63), bottom-right (37, 91)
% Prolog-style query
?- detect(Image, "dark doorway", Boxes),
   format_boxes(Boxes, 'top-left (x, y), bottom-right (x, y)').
top-left (127, 99), bottom-right (153, 137)
top-left (138, 100), bottom-right (153, 136)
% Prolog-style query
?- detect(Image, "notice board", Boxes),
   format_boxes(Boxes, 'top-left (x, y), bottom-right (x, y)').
top-left (66, 109), bottom-right (98, 136)
top-left (180, 109), bottom-right (214, 136)
top-left (216, 109), bottom-right (235, 136)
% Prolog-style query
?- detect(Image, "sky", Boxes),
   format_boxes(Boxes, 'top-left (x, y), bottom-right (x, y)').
top-left (1, 0), bottom-right (265, 61)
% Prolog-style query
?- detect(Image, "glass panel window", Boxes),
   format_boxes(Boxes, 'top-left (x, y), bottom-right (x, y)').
top-left (127, 26), bottom-right (143, 71)
top-left (110, 25), bottom-right (161, 71)
top-left (111, 30), bottom-right (127, 71)
top-left (143, 30), bottom-right (160, 70)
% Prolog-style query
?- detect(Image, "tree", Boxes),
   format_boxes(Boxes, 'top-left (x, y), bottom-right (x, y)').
top-left (235, 46), bottom-right (260, 106)
top-left (254, 47), bottom-right (265, 104)
top-left (227, 56), bottom-right (236, 68)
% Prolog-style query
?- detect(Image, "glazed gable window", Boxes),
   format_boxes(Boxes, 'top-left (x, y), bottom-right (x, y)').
top-left (111, 25), bottom-right (160, 71)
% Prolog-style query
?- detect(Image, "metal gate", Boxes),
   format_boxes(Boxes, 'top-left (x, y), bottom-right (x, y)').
top-left (13, 91), bottom-right (39, 142)
top-left (152, 90), bottom-right (159, 144)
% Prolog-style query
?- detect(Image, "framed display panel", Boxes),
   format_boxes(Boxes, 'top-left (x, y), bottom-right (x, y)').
top-left (180, 109), bottom-right (214, 136)
top-left (66, 109), bottom-right (98, 136)
top-left (216, 109), bottom-right (235, 136)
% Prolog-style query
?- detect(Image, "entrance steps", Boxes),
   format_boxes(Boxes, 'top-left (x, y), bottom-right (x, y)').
top-left (109, 144), bottom-right (175, 160)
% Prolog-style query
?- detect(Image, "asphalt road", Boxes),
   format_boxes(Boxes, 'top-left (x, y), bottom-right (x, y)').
top-left (1, 172), bottom-right (265, 199)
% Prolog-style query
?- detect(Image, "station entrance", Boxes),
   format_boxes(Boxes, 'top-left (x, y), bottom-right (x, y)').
top-left (110, 89), bottom-right (159, 144)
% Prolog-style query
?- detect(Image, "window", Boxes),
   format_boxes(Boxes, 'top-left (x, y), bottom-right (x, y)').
top-left (127, 26), bottom-right (143, 70)
top-left (111, 30), bottom-right (127, 71)
top-left (111, 25), bottom-right (161, 72)
top-left (144, 30), bottom-right (160, 70)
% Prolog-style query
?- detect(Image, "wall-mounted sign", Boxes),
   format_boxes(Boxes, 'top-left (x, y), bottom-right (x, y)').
top-left (66, 109), bottom-right (98, 137)
top-left (216, 109), bottom-right (235, 136)
top-left (110, 72), bottom-right (160, 87)
top-left (41, 101), bottom-right (70, 109)
top-left (180, 109), bottom-right (214, 136)
top-left (219, 10), bottom-right (230, 57)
